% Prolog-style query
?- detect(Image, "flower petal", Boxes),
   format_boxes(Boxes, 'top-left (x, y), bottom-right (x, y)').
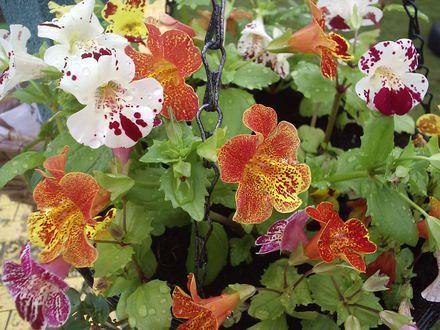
top-left (358, 39), bottom-right (418, 75)
top-left (400, 72), bottom-right (429, 108)
top-left (62, 220), bottom-right (98, 267)
top-left (320, 48), bottom-right (337, 79)
top-left (2, 260), bottom-right (27, 297)
top-left (373, 85), bottom-right (415, 116)
top-left (305, 202), bottom-right (343, 225)
top-left (234, 172), bottom-right (273, 224)
top-left (416, 114), bottom-right (440, 136)
top-left (243, 104), bottom-right (277, 138)
top-left (161, 82), bottom-right (199, 121)
top-left (44, 290), bottom-right (70, 327)
top-left (218, 135), bottom-right (259, 183)
top-left (344, 219), bottom-right (377, 254)
top-left (258, 121), bottom-right (300, 162)
top-left (38, 0), bottom-right (103, 45)
top-left (328, 32), bottom-right (352, 60)
top-left (43, 146), bottom-right (68, 181)
top-left (14, 291), bottom-right (46, 330)
top-left (362, 6), bottom-right (383, 26)
top-left (172, 286), bottom-right (205, 320)
top-left (281, 210), bottom-right (309, 252)
top-left (342, 249), bottom-right (367, 272)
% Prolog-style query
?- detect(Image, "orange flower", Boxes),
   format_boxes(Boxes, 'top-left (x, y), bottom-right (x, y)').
top-left (172, 274), bottom-right (240, 330)
top-left (418, 197), bottom-right (440, 240)
top-left (271, 0), bottom-right (352, 79)
top-left (217, 104), bottom-right (311, 224)
top-left (27, 147), bottom-right (114, 268)
top-left (304, 202), bottom-right (376, 272)
top-left (125, 24), bottom-right (202, 121)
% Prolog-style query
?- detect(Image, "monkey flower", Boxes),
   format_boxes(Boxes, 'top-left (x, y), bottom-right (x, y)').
top-left (305, 202), bottom-right (377, 272)
top-left (217, 104), bottom-right (311, 224)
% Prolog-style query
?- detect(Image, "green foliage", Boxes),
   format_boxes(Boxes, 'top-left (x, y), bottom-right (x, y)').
top-left (230, 234), bottom-right (254, 266)
top-left (248, 291), bottom-right (285, 321)
top-left (298, 125), bottom-right (325, 154)
top-left (126, 280), bottom-right (172, 329)
top-left (186, 222), bottom-right (228, 284)
top-left (248, 314), bottom-right (289, 330)
top-left (0, 151), bottom-right (44, 189)
top-left (301, 314), bottom-right (339, 330)
top-left (94, 171), bottom-right (134, 201)
top-left (93, 243), bottom-right (134, 277)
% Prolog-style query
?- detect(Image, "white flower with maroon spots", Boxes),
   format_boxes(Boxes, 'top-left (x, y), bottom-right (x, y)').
top-left (355, 39), bottom-right (428, 116)
top-left (38, 0), bottom-right (129, 86)
top-left (0, 25), bottom-right (47, 100)
top-left (237, 17), bottom-right (291, 78)
top-left (64, 54), bottom-right (163, 149)
top-left (317, 0), bottom-right (382, 31)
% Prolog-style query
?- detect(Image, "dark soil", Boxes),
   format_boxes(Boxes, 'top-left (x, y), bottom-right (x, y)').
top-left (152, 87), bottom-right (439, 329)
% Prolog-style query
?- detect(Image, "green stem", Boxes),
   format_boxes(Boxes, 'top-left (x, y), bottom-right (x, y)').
top-left (352, 28), bottom-right (359, 56)
top-left (326, 170), bottom-right (370, 183)
top-left (348, 303), bottom-right (381, 315)
top-left (122, 197), bottom-right (127, 234)
top-left (256, 287), bottom-right (283, 295)
top-left (398, 192), bottom-right (431, 219)
top-left (395, 156), bottom-right (429, 163)
top-left (324, 81), bottom-right (344, 144)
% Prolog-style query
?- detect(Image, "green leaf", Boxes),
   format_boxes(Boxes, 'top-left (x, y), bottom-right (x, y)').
top-left (211, 180), bottom-right (237, 209)
top-left (94, 171), bottom-right (134, 201)
top-left (384, 4), bottom-right (429, 23)
top-left (299, 98), bottom-right (332, 118)
top-left (45, 131), bottom-right (113, 173)
top-left (309, 273), bottom-right (349, 312)
top-left (248, 291), bottom-right (284, 320)
top-left (126, 280), bottom-right (172, 330)
top-left (427, 216), bottom-right (440, 250)
top-left (186, 222), bottom-right (228, 284)
top-left (359, 114), bottom-right (394, 169)
top-left (292, 61), bottom-right (336, 103)
top-left (0, 151), bottom-right (44, 189)
top-left (298, 125), bottom-right (325, 154)
top-left (363, 182), bottom-right (418, 246)
top-left (133, 242), bottom-right (158, 278)
top-left (114, 201), bottom-right (153, 244)
top-left (301, 314), bottom-right (339, 330)
top-left (196, 87), bottom-right (254, 138)
top-left (197, 128), bottom-right (227, 162)
top-left (232, 61), bottom-right (280, 90)
top-left (230, 234), bottom-right (254, 266)
top-left (394, 114), bottom-right (415, 134)
top-left (160, 159), bottom-right (209, 221)
top-left (248, 314), bottom-right (289, 330)
top-left (83, 293), bottom-right (110, 324)
top-left (139, 140), bottom-right (182, 164)
top-left (93, 243), bottom-right (134, 277)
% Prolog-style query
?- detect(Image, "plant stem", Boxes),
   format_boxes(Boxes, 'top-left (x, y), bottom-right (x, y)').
top-left (348, 303), bottom-right (381, 315)
top-left (352, 28), bottom-right (359, 56)
top-left (346, 287), bottom-right (363, 301)
top-left (256, 287), bottom-right (283, 295)
top-left (209, 211), bottom-right (245, 236)
top-left (324, 78), bottom-right (344, 144)
top-left (122, 197), bottom-right (127, 234)
top-left (132, 255), bottom-right (148, 283)
top-left (326, 170), bottom-right (370, 183)
top-left (310, 103), bottom-right (320, 127)
top-left (398, 192), bottom-right (431, 219)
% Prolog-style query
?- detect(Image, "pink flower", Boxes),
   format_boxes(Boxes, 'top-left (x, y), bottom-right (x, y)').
top-left (255, 210), bottom-right (309, 254)
top-left (2, 243), bottom-right (71, 330)
top-left (356, 39), bottom-right (429, 116)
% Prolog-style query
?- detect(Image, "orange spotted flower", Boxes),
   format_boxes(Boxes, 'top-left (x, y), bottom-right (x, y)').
top-left (416, 113), bottom-right (440, 137)
top-left (217, 104), bottom-right (311, 224)
top-left (172, 274), bottom-right (240, 329)
top-left (126, 24), bottom-right (202, 121)
top-left (268, 0), bottom-right (352, 79)
top-left (27, 147), bottom-right (115, 268)
top-left (304, 202), bottom-right (376, 272)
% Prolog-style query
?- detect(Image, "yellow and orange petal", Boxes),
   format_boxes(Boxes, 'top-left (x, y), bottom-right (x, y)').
top-left (102, 0), bottom-right (148, 42)
top-left (328, 32), bottom-right (352, 60)
top-left (243, 104), bottom-right (278, 138)
top-left (416, 114), bottom-right (440, 137)
top-left (429, 197), bottom-right (440, 218)
top-left (218, 135), bottom-right (260, 183)
top-left (258, 121), bottom-right (300, 163)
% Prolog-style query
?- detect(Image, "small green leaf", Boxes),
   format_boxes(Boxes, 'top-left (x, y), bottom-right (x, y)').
top-left (363, 182), bottom-right (418, 246)
top-left (298, 125), bottom-right (325, 154)
top-left (186, 222), bottom-right (228, 284)
top-left (126, 280), bottom-right (172, 330)
top-left (197, 128), bottom-right (227, 162)
top-left (359, 114), bottom-right (394, 169)
top-left (426, 216), bottom-right (440, 250)
top-left (232, 61), bottom-right (280, 90)
top-left (94, 171), bottom-right (134, 201)
top-left (394, 114), bottom-right (415, 134)
top-left (230, 234), bottom-right (254, 266)
top-left (248, 291), bottom-right (284, 321)
top-left (139, 140), bottom-right (181, 164)
top-left (211, 180), bottom-right (237, 209)
top-left (248, 314), bottom-right (289, 330)
top-left (93, 243), bottom-right (134, 277)
top-left (114, 201), bottom-right (153, 245)
top-left (0, 151), bottom-right (44, 189)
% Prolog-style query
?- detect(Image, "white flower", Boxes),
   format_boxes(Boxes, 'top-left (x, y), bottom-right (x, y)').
top-left (64, 54), bottom-right (163, 149)
top-left (355, 39), bottom-right (428, 116)
top-left (317, 0), bottom-right (383, 31)
top-left (422, 251), bottom-right (440, 302)
top-left (0, 25), bottom-right (47, 100)
top-left (237, 18), bottom-right (291, 78)
top-left (38, 0), bottom-right (129, 88)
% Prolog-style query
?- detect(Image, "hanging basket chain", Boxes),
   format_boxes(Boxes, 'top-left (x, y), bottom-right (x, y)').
top-left (402, 0), bottom-right (433, 113)
top-left (194, 0), bottom-right (226, 292)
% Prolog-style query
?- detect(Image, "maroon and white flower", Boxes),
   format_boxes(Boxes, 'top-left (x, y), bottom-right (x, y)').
top-left (237, 17), bottom-right (291, 78)
top-left (317, 0), bottom-right (383, 31)
top-left (2, 243), bottom-right (71, 330)
top-left (355, 39), bottom-right (428, 116)
top-left (255, 210), bottom-right (309, 254)
top-left (38, 0), bottom-right (129, 83)
top-left (64, 53), bottom-right (163, 149)
top-left (0, 25), bottom-right (47, 100)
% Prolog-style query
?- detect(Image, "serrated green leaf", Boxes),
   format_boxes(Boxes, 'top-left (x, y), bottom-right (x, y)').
top-left (0, 151), bottom-right (44, 189)
top-left (301, 314), bottom-right (339, 330)
top-left (126, 280), bottom-right (172, 330)
top-left (248, 291), bottom-right (284, 321)
top-left (94, 171), bottom-right (134, 201)
top-left (186, 222), bottom-right (228, 284)
top-left (114, 201), bottom-right (153, 244)
top-left (248, 314), bottom-right (289, 330)
top-left (232, 61), bottom-right (280, 89)
top-left (359, 114), bottom-right (394, 169)
top-left (139, 140), bottom-right (182, 164)
top-left (230, 234), bottom-right (254, 266)
top-left (93, 243), bottom-right (134, 277)
top-left (298, 125), bottom-right (325, 154)
top-left (363, 182), bottom-right (418, 246)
